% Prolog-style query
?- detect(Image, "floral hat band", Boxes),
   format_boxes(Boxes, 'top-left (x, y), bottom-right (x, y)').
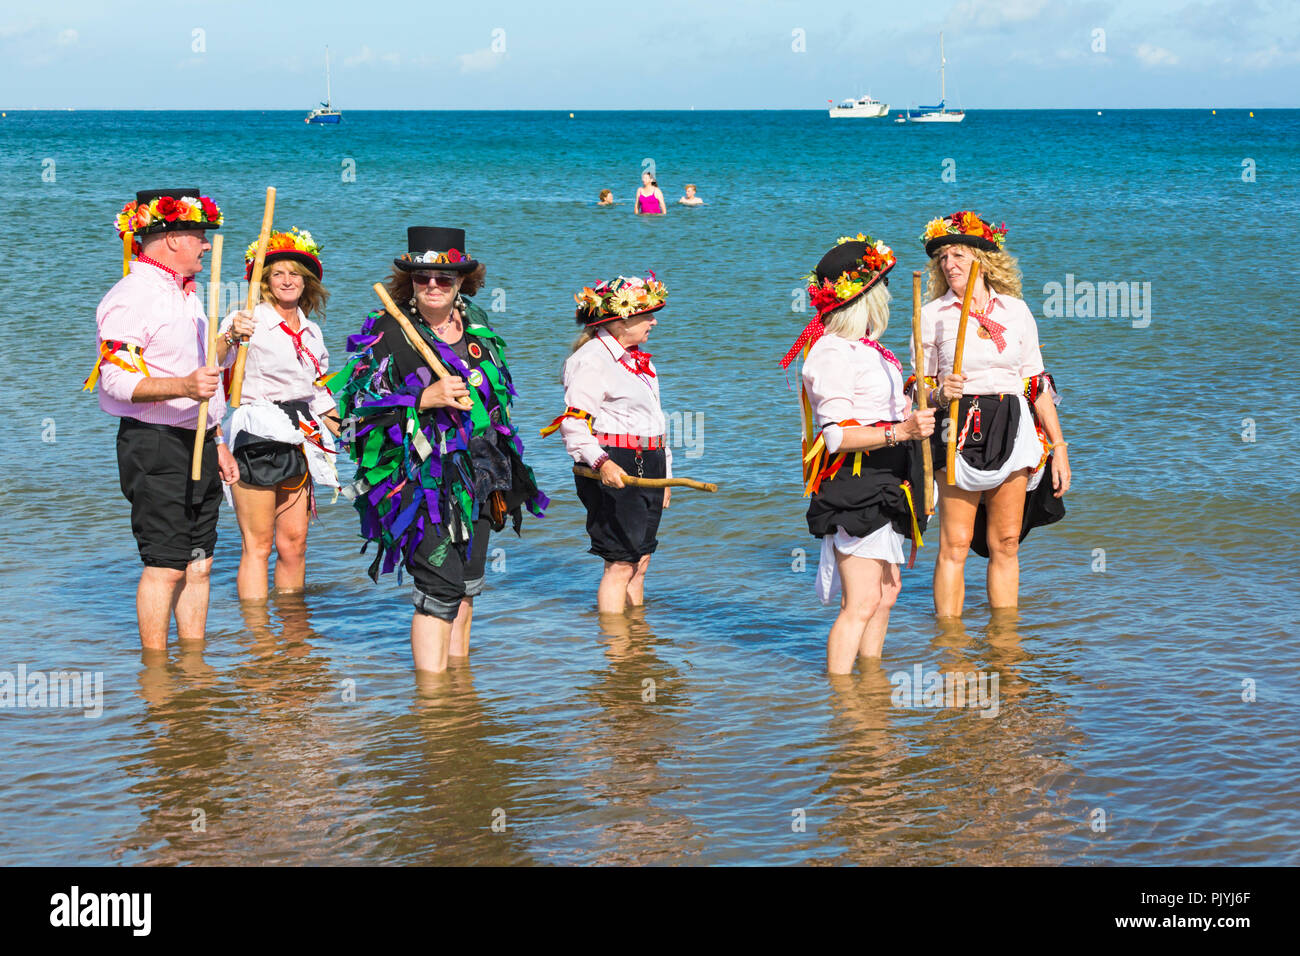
top-left (574, 272), bottom-right (668, 326)
top-left (400, 248), bottom-right (469, 267)
top-left (115, 190), bottom-right (222, 239)
top-left (780, 233), bottom-right (897, 368)
top-left (922, 210), bottom-right (1008, 256)
top-left (246, 226), bottom-right (324, 280)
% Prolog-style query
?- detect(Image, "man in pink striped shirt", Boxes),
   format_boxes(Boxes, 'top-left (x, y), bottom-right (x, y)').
top-left (91, 187), bottom-right (250, 651)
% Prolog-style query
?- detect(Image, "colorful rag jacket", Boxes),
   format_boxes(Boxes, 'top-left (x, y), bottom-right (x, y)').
top-left (331, 297), bottom-right (548, 581)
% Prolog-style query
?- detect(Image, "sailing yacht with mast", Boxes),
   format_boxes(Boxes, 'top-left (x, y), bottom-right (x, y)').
top-left (906, 33), bottom-right (965, 123)
top-left (305, 47), bottom-right (342, 125)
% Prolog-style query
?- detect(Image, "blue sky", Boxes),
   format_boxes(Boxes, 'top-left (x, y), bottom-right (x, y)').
top-left (2, 0), bottom-right (1295, 109)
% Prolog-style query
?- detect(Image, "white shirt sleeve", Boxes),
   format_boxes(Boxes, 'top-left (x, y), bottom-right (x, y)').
top-left (1018, 303), bottom-right (1046, 380)
top-left (559, 351), bottom-right (608, 469)
top-left (802, 345), bottom-right (857, 428)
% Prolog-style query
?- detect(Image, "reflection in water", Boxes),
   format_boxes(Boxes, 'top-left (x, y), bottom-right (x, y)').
top-left (358, 662), bottom-right (543, 865)
top-left (812, 610), bottom-right (1090, 864)
top-left (117, 594), bottom-right (366, 864)
top-left (575, 608), bottom-right (706, 864)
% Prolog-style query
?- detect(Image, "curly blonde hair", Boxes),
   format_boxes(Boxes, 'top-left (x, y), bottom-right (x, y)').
top-left (926, 246), bottom-right (1023, 301)
top-left (260, 259), bottom-right (329, 318)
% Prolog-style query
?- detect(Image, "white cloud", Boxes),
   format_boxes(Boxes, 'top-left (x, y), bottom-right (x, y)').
top-left (457, 47), bottom-right (503, 73)
top-left (344, 45), bottom-right (402, 69)
top-left (949, 0), bottom-right (1049, 30)
top-left (345, 46), bottom-right (375, 68)
top-left (56, 29), bottom-right (78, 46)
top-left (1239, 42), bottom-right (1300, 70)
top-left (1136, 43), bottom-right (1179, 67)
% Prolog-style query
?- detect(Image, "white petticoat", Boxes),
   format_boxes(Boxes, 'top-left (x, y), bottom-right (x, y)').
top-left (816, 524), bottom-right (905, 605)
top-left (947, 393), bottom-right (1047, 493)
top-left (225, 399), bottom-right (339, 489)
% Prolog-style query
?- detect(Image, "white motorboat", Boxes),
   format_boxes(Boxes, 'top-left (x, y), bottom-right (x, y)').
top-left (829, 94), bottom-right (889, 119)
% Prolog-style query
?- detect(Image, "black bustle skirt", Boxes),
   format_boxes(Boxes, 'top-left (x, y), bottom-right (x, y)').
top-left (969, 453), bottom-right (1066, 558)
top-left (806, 442), bottom-right (929, 541)
top-left (934, 395), bottom-right (1066, 557)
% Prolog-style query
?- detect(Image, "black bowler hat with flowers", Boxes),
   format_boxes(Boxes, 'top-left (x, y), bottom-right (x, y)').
top-left (779, 233), bottom-right (897, 368)
top-left (115, 188), bottom-right (223, 239)
top-left (394, 226), bottom-right (479, 273)
top-left (921, 210), bottom-right (1008, 257)
top-left (573, 272), bottom-right (668, 326)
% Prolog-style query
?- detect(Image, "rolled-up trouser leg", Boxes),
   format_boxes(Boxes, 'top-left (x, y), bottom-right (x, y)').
top-left (408, 517), bottom-right (492, 619)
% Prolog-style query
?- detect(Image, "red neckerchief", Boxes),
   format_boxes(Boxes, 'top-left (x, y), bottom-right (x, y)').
top-left (626, 347), bottom-right (655, 378)
top-left (860, 337), bottom-right (902, 371)
top-left (137, 254), bottom-right (196, 295)
top-left (600, 335), bottom-right (656, 381)
top-left (279, 320), bottom-right (323, 378)
top-left (968, 301), bottom-right (1007, 352)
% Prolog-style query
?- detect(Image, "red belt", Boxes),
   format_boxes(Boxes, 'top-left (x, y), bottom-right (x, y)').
top-left (595, 432), bottom-right (665, 451)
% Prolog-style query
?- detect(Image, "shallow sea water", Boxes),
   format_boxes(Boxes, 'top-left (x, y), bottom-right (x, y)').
top-left (0, 109), bottom-right (1296, 865)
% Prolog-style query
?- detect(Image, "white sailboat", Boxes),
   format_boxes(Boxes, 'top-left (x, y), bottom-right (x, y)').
top-left (905, 33), bottom-right (965, 124)
top-left (305, 47), bottom-right (342, 125)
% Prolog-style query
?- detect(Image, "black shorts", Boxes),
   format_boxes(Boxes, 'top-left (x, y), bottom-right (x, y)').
top-left (232, 400), bottom-right (310, 487)
top-left (116, 417), bottom-right (223, 570)
top-left (233, 440), bottom-right (308, 487)
top-left (575, 446), bottom-right (665, 563)
top-left (408, 517), bottom-right (492, 620)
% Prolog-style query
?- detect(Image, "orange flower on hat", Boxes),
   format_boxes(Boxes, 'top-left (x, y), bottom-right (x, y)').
top-left (959, 211), bottom-right (984, 235)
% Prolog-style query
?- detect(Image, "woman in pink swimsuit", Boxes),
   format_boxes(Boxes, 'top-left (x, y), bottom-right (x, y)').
top-left (634, 171), bottom-right (666, 215)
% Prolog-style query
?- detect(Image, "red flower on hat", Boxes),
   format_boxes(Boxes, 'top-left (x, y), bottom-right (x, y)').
top-left (199, 197), bottom-right (219, 221)
top-left (156, 196), bottom-right (182, 222)
top-left (809, 281), bottom-right (840, 313)
top-left (446, 248), bottom-right (462, 262)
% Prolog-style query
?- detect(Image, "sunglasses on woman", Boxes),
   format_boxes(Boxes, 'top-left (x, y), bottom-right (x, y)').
top-left (412, 272), bottom-right (458, 288)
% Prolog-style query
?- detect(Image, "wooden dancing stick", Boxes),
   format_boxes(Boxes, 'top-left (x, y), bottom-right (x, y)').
top-left (912, 270), bottom-right (934, 514)
top-left (228, 186), bottom-right (276, 408)
top-left (573, 465), bottom-right (718, 493)
top-left (946, 259), bottom-right (981, 485)
top-left (192, 234), bottom-right (224, 480)
top-left (372, 283), bottom-right (475, 411)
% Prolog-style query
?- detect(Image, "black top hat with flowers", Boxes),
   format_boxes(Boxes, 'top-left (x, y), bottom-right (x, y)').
top-left (779, 232), bottom-right (897, 368)
top-left (573, 272), bottom-right (668, 326)
top-left (921, 210), bottom-right (1008, 257)
top-left (394, 226), bottom-right (479, 273)
top-left (115, 188), bottom-right (223, 239)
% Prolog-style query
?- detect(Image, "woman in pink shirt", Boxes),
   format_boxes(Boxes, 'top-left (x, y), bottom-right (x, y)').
top-left (220, 229), bottom-right (340, 601)
top-left (914, 211), bottom-right (1071, 618)
top-left (541, 273), bottom-right (672, 614)
top-left (784, 235), bottom-right (935, 673)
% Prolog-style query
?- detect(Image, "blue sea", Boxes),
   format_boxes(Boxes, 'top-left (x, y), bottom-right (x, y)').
top-left (0, 109), bottom-right (1297, 864)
